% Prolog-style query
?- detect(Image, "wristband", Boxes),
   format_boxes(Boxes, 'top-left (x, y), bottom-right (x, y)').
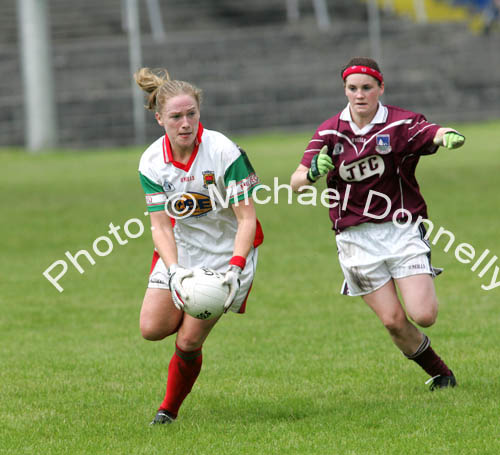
top-left (306, 169), bottom-right (318, 183)
top-left (229, 255), bottom-right (246, 270)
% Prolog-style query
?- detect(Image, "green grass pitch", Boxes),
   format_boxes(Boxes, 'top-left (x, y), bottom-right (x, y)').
top-left (1, 120), bottom-right (499, 454)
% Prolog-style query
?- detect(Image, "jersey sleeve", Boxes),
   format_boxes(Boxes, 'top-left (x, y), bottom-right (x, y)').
top-left (223, 147), bottom-right (260, 203)
top-left (300, 129), bottom-right (325, 168)
top-left (139, 171), bottom-right (167, 212)
top-left (404, 113), bottom-right (441, 156)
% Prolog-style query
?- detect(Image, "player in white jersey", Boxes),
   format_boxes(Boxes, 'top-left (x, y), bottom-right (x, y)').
top-left (135, 68), bottom-right (263, 425)
top-left (291, 57), bottom-right (465, 391)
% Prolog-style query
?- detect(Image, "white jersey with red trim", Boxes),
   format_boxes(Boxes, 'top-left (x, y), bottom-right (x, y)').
top-left (138, 125), bottom-right (261, 256)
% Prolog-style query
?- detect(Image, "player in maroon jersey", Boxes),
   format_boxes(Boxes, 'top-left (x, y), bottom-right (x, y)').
top-left (290, 57), bottom-right (465, 390)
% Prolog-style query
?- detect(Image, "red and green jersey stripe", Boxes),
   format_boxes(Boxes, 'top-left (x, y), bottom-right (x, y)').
top-left (223, 150), bottom-right (260, 203)
top-left (139, 172), bottom-right (166, 212)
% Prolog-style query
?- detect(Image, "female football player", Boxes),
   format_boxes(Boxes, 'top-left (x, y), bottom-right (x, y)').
top-left (135, 68), bottom-right (263, 424)
top-left (290, 57), bottom-right (465, 390)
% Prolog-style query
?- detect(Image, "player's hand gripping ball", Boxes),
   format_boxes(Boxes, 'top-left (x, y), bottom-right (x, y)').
top-left (168, 264), bottom-right (194, 310)
top-left (222, 265), bottom-right (241, 313)
top-left (172, 267), bottom-right (229, 320)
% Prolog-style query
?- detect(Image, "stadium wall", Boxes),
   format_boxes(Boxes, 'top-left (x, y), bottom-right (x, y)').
top-left (1, 0), bottom-right (500, 147)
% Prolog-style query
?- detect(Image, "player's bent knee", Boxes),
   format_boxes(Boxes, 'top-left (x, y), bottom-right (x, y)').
top-left (140, 321), bottom-right (170, 341)
top-left (408, 299), bottom-right (438, 327)
top-left (176, 333), bottom-right (204, 352)
top-left (381, 313), bottom-right (408, 335)
top-left (412, 310), bottom-right (437, 328)
top-left (141, 329), bottom-right (167, 341)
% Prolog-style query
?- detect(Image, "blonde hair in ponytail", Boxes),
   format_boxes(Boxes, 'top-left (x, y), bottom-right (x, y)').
top-left (134, 67), bottom-right (203, 112)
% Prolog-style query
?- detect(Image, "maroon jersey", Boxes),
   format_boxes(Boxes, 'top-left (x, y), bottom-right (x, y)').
top-left (300, 103), bottom-right (441, 233)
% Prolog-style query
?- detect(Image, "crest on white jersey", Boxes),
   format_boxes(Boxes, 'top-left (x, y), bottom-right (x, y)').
top-left (202, 170), bottom-right (216, 189)
top-left (163, 180), bottom-right (175, 192)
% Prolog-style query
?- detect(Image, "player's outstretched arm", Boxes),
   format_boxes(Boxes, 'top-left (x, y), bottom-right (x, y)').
top-left (290, 164), bottom-right (310, 193)
top-left (433, 128), bottom-right (466, 149)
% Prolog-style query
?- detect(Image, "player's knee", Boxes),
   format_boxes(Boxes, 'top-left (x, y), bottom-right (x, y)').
top-left (381, 312), bottom-right (407, 336)
top-left (408, 299), bottom-right (438, 327)
top-left (176, 333), bottom-right (203, 352)
top-left (412, 309), bottom-right (437, 328)
top-left (140, 321), bottom-right (168, 341)
top-left (141, 329), bottom-right (166, 341)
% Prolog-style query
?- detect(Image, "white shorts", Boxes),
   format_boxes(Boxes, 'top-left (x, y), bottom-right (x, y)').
top-left (148, 247), bottom-right (258, 314)
top-left (336, 222), bottom-right (440, 297)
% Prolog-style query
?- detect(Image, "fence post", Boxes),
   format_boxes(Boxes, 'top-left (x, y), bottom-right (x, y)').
top-left (146, 0), bottom-right (166, 42)
top-left (125, 0), bottom-right (146, 145)
top-left (18, 0), bottom-right (58, 151)
top-left (286, 0), bottom-right (300, 23)
top-left (413, 0), bottom-right (428, 23)
top-left (312, 0), bottom-right (331, 30)
top-left (367, 0), bottom-right (383, 65)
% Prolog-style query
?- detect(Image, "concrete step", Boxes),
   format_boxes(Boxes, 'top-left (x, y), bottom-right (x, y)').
top-left (2, 1), bottom-right (500, 147)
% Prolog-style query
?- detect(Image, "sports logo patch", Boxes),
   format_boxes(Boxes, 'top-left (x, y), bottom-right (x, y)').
top-left (202, 171), bottom-right (215, 189)
top-left (168, 192), bottom-right (213, 218)
top-left (339, 155), bottom-right (385, 182)
top-left (163, 180), bottom-right (175, 192)
top-left (333, 143), bottom-right (344, 155)
top-left (375, 134), bottom-right (392, 155)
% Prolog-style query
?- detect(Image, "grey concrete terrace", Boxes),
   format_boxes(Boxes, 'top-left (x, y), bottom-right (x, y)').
top-left (3, 0), bottom-right (500, 147)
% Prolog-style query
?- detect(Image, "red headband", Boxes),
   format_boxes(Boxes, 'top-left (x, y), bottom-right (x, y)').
top-left (342, 65), bottom-right (383, 83)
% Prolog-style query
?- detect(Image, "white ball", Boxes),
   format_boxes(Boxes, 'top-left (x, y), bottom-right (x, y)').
top-left (181, 267), bottom-right (228, 320)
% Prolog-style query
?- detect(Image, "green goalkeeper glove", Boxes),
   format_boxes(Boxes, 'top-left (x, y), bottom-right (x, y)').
top-left (442, 132), bottom-right (465, 149)
top-left (307, 146), bottom-right (335, 182)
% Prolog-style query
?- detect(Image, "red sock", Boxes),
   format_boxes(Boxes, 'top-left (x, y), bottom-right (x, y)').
top-left (159, 344), bottom-right (203, 417)
top-left (411, 345), bottom-right (452, 377)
